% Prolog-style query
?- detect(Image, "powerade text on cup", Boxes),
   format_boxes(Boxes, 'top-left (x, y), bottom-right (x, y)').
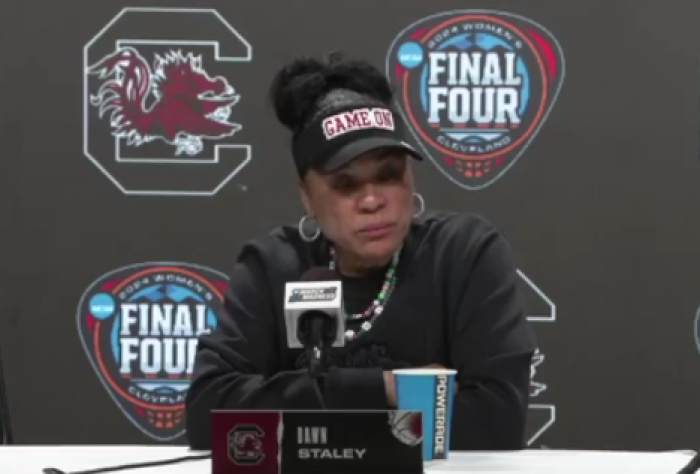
top-left (393, 368), bottom-right (456, 461)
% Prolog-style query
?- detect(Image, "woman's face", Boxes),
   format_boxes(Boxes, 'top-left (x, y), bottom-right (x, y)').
top-left (300, 148), bottom-right (415, 271)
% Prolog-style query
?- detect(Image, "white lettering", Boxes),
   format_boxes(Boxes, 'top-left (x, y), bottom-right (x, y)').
top-left (118, 337), bottom-right (201, 376)
top-left (119, 339), bottom-right (139, 374)
top-left (322, 108), bottom-right (395, 140)
top-left (162, 339), bottom-right (187, 374)
top-left (140, 339), bottom-right (160, 374)
top-left (426, 51), bottom-right (522, 126)
top-left (298, 448), bottom-right (366, 460)
top-left (117, 303), bottom-right (210, 376)
top-left (151, 304), bottom-right (173, 336)
top-left (120, 304), bottom-right (139, 336)
top-left (297, 426), bottom-right (328, 445)
top-left (127, 385), bottom-right (186, 405)
top-left (434, 375), bottom-right (448, 454)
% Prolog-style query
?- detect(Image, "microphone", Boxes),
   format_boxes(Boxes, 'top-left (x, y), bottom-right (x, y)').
top-left (284, 267), bottom-right (345, 379)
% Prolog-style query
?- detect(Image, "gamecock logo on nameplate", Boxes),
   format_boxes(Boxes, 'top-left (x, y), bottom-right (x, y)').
top-left (228, 424), bottom-right (265, 465)
top-left (76, 262), bottom-right (228, 441)
top-left (83, 7), bottom-right (252, 196)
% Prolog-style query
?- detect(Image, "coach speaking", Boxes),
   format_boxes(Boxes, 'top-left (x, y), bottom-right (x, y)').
top-left (184, 51), bottom-right (537, 451)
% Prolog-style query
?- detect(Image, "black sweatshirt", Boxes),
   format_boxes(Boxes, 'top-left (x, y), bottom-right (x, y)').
top-left (185, 210), bottom-right (537, 450)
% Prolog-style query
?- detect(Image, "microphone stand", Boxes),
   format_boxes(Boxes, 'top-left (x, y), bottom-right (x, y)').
top-left (302, 315), bottom-right (332, 380)
top-left (306, 344), bottom-right (326, 380)
top-left (302, 317), bottom-right (331, 409)
top-left (306, 344), bottom-right (328, 410)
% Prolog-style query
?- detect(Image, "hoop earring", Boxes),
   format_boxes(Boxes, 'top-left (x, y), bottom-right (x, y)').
top-left (298, 215), bottom-right (321, 242)
top-left (413, 192), bottom-right (425, 217)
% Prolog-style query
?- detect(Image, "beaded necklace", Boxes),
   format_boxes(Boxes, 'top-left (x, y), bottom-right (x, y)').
top-left (329, 245), bottom-right (401, 341)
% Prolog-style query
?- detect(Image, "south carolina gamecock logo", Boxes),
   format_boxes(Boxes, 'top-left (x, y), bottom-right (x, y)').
top-left (386, 10), bottom-right (565, 190)
top-left (88, 48), bottom-right (240, 156)
top-left (388, 410), bottom-right (423, 447)
top-left (83, 7), bottom-right (252, 196)
top-left (76, 262), bottom-right (228, 441)
top-left (229, 424), bottom-right (265, 465)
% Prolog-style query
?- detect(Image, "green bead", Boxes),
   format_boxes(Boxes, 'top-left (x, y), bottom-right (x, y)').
top-left (329, 244), bottom-right (401, 338)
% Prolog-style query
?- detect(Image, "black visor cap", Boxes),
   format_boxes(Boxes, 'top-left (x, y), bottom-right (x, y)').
top-left (292, 98), bottom-right (422, 176)
top-left (321, 135), bottom-right (422, 173)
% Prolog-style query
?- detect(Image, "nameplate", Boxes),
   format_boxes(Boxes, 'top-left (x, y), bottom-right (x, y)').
top-left (211, 409), bottom-right (424, 474)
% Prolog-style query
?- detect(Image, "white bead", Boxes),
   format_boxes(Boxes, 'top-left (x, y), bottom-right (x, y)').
top-left (374, 306), bottom-right (383, 315)
top-left (345, 329), bottom-right (355, 339)
top-left (361, 321), bottom-right (372, 331)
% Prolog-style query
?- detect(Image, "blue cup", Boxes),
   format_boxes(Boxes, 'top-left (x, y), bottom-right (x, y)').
top-left (393, 368), bottom-right (457, 461)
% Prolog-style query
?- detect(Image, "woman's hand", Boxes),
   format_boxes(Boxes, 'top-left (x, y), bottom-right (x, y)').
top-left (383, 371), bottom-right (397, 406)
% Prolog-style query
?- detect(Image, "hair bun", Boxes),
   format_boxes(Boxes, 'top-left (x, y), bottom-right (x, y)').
top-left (269, 52), bottom-right (394, 132)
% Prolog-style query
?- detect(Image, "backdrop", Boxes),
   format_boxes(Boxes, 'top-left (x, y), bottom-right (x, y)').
top-left (1, 0), bottom-right (700, 451)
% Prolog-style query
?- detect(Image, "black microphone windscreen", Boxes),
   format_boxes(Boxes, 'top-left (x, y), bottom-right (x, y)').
top-left (299, 267), bottom-right (338, 282)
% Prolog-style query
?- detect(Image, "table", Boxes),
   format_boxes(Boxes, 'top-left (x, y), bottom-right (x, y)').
top-left (0, 446), bottom-right (696, 473)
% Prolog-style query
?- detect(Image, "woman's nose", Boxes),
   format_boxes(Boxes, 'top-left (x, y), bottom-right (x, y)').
top-left (358, 185), bottom-right (386, 212)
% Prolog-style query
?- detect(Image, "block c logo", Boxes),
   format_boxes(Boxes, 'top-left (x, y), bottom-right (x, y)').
top-left (229, 424), bottom-right (265, 465)
top-left (83, 8), bottom-right (252, 196)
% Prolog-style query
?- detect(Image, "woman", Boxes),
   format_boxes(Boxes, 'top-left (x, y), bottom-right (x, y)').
top-left (185, 52), bottom-right (537, 451)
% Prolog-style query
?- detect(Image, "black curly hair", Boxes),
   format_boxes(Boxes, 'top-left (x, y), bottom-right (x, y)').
top-left (269, 51), bottom-right (394, 135)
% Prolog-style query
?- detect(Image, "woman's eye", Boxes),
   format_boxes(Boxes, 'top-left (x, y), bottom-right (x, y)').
top-left (376, 165), bottom-right (404, 183)
top-left (332, 177), bottom-right (358, 193)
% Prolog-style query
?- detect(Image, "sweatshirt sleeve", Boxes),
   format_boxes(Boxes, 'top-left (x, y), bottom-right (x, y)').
top-left (447, 225), bottom-right (537, 451)
top-left (185, 246), bottom-right (387, 450)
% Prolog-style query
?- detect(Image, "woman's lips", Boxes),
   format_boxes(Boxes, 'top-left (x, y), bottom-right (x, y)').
top-left (358, 223), bottom-right (394, 240)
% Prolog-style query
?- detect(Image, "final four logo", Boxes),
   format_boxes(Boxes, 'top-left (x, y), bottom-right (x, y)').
top-left (386, 11), bottom-right (565, 190)
top-left (76, 262), bottom-right (228, 441)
